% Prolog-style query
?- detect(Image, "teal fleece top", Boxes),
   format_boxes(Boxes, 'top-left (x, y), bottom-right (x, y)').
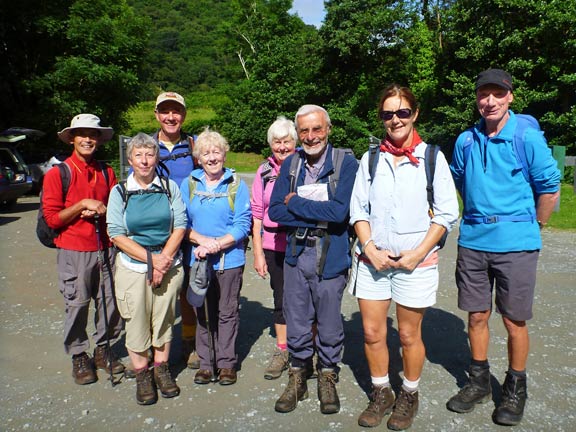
top-left (450, 111), bottom-right (560, 252)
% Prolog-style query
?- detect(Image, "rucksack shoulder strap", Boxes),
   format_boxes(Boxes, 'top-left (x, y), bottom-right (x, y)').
top-left (367, 140), bottom-right (380, 184)
top-left (425, 144), bottom-right (440, 217)
top-left (328, 147), bottom-right (355, 196)
top-left (57, 162), bottom-right (71, 198)
top-left (288, 153), bottom-right (303, 193)
top-left (513, 114), bottom-right (542, 184)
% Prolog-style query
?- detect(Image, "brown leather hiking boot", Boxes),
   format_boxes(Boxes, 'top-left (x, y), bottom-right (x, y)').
top-left (93, 345), bottom-right (125, 374)
top-left (493, 372), bottom-right (527, 426)
top-left (387, 388), bottom-right (419, 431)
top-left (446, 365), bottom-right (492, 413)
top-left (358, 385), bottom-right (395, 427)
top-left (218, 368), bottom-right (237, 385)
top-left (274, 367), bottom-right (309, 413)
top-left (136, 368), bottom-right (157, 405)
top-left (264, 348), bottom-right (289, 380)
top-left (154, 362), bottom-right (180, 398)
top-left (317, 368), bottom-right (340, 414)
top-left (72, 352), bottom-right (97, 385)
top-left (182, 338), bottom-right (200, 369)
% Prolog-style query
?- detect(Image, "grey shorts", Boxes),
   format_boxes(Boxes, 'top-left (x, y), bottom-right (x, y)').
top-left (455, 246), bottom-right (539, 321)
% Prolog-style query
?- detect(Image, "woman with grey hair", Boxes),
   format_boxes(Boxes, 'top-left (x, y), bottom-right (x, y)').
top-left (250, 116), bottom-right (297, 379)
top-left (181, 127), bottom-right (251, 385)
top-left (107, 132), bottom-right (187, 405)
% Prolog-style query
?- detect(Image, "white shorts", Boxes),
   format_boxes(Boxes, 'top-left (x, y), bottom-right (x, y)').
top-left (348, 257), bottom-right (439, 308)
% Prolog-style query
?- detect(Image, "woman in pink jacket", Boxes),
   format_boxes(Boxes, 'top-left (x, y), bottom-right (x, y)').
top-left (251, 116), bottom-right (297, 380)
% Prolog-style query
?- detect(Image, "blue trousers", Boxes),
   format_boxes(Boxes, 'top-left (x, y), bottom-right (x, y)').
top-left (283, 246), bottom-right (346, 368)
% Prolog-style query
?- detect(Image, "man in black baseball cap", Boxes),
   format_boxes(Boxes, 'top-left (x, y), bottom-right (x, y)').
top-left (447, 68), bottom-right (561, 426)
top-left (474, 68), bottom-right (513, 92)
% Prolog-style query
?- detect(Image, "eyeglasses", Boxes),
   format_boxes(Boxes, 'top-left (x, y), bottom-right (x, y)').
top-left (379, 108), bottom-right (412, 121)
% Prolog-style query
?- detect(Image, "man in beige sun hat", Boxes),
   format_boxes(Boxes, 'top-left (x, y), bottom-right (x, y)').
top-left (42, 113), bottom-right (125, 385)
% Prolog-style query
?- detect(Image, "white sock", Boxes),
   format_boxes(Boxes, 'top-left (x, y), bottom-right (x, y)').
top-left (371, 375), bottom-right (390, 387)
top-left (402, 376), bottom-right (420, 393)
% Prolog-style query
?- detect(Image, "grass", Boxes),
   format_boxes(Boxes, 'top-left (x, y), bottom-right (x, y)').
top-left (548, 183), bottom-right (576, 230)
top-left (226, 152), bottom-right (265, 172)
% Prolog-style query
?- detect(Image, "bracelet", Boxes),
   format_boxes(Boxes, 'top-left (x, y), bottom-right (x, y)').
top-left (361, 238), bottom-right (373, 253)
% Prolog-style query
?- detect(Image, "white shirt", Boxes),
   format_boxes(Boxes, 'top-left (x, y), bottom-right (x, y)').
top-left (349, 142), bottom-right (459, 256)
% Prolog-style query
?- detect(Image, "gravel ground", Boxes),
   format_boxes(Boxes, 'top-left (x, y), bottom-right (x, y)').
top-left (1, 187), bottom-right (574, 432)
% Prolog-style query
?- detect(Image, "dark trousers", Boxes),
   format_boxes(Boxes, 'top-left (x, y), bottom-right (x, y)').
top-left (283, 246), bottom-right (346, 368)
top-left (195, 266), bottom-right (244, 369)
top-left (264, 249), bottom-right (286, 325)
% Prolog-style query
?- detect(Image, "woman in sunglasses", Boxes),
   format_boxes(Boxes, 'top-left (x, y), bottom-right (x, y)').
top-left (349, 84), bottom-right (458, 430)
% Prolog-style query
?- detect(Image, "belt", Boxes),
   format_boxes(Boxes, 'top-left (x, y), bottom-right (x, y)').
top-left (355, 252), bottom-right (370, 264)
top-left (305, 238), bottom-right (317, 247)
top-left (463, 214), bottom-right (535, 224)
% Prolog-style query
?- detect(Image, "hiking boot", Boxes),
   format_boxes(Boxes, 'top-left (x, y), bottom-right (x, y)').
top-left (136, 368), bottom-right (157, 405)
top-left (153, 362), bottom-right (180, 398)
top-left (387, 388), bottom-right (419, 431)
top-left (493, 372), bottom-right (527, 426)
top-left (93, 345), bottom-right (125, 375)
top-left (124, 350), bottom-right (153, 379)
top-left (317, 368), bottom-right (340, 414)
top-left (72, 352), bottom-right (97, 385)
top-left (274, 367), bottom-right (309, 413)
top-left (358, 385), bottom-right (395, 427)
top-left (446, 365), bottom-right (492, 413)
top-left (194, 369), bottom-right (215, 384)
top-left (264, 348), bottom-right (289, 380)
top-left (182, 338), bottom-right (200, 369)
top-left (219, 368), bottom-right (237, 385)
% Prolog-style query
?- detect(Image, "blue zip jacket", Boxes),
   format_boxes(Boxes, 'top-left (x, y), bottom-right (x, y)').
top-left (268, 144), bottom-right (358, 279)
top-left (450, 110), bottom-right (560, 252)
top-left (180, 168), bottom-right (251, 270)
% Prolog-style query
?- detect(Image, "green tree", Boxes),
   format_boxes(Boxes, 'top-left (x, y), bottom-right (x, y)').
top-left (436, 0), bottom-right (576, 154)
top-left (0, 0), bottom-right (150, 157)
top-left (216, 0), bottom-right (323, 154)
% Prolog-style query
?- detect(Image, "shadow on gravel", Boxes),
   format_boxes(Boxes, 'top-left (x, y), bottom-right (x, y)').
top-left (237, 295), bottom-right (271, 369)
top-left (342, 313), bottom-right (403, 396)
top-left (423, 307), bottom-right (470, 387)
top-left (0, 200), bottom-right (39, 214)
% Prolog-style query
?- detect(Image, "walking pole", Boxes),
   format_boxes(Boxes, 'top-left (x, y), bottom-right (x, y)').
top-left (94, 214), bottom-right (117, 387)
top-left (203, 292), bottom-right (218, 382)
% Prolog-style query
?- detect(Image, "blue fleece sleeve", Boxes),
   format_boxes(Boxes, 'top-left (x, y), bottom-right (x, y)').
top-left (450, 131), bottom-right (469, 195)
top-left (523, 128), bottom-right (561, 194)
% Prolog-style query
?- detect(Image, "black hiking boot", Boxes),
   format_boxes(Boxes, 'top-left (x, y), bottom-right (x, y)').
top-left (358, 384), bottom-right (395, 427)
top-left (274, 367), bottom-right (309, 413)
top-left (447, 365), bottom-right (492, 413)
top-left (493, 372), bottom-right (527, 426)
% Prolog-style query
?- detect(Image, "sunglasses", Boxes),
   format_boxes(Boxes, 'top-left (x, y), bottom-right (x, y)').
top-left (379, 108), bottom-right (412, 121)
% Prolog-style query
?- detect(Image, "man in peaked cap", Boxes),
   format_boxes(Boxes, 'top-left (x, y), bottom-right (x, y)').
top-left (447, 69), bottom-right (560, 426)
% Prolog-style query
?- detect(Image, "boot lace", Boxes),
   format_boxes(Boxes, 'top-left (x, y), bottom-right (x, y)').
top-left (365, 386), bottom-right (391, 415)
top-left (394, 389), bottom-right (416, 417)
top-left (267, 350), bottom-right (288, 372)
top-left (319, 370), bottom-right (338, 400)
top-left (155, 363), bottom-right (176, 388)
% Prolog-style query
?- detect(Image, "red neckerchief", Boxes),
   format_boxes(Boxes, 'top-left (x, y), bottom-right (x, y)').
top-left (380, 129), bottom-right (423, 165)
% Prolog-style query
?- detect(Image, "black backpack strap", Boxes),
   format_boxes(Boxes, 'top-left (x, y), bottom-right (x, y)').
top-left (367, 136), bottom-right (381, 184)
top-left (425, 144), bottom-right (439, 217)
top-left (57, 162), bottom-right (71, 198)
top-left (288, 153), bottom-right (304, 193)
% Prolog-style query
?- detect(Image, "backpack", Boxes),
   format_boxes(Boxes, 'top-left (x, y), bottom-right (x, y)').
top-left (116, 175), bottom-right (172, 211)
top-left (288, 147), bottom-right (357, 196)
top-left (188, 170), bottom-right (240, 212)
top-left (462, 114), bottom-right (543, 186)
top-left (367, 138), bottom-right (447, 248)
top-left (36, 161), bottom-right (109, 248)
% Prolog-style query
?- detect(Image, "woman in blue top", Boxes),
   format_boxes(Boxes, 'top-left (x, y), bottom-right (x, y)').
top-left (107, 133), bottom-right (187, 406)
top-left (180, 127), bottom-right (251, 386)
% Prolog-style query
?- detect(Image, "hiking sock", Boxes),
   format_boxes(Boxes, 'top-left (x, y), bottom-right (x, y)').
top-left (402, 376), bottom-right (420, 393)
top-left (372, 374), bottom-right (390, 387)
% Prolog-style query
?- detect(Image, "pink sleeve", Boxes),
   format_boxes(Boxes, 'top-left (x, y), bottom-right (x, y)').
top-left (251, 165), bottom-right (264, 220)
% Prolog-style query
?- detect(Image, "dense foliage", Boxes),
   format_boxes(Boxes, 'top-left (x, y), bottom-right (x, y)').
top-left (1, 0), bottom-right (574, 164)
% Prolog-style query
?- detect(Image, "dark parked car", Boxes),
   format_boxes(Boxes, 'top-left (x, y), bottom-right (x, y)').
top-left (0, 136), bottom-right (33, 207)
